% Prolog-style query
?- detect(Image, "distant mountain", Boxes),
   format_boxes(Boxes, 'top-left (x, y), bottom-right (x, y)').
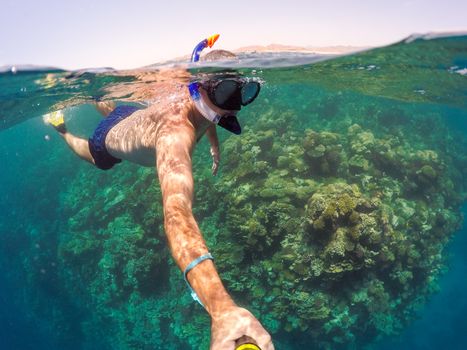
top-left (235, 43), bottom-right (370, 54)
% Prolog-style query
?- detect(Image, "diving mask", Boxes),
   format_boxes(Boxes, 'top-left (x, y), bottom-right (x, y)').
top-left (188, 34), bottom-right (258, 135)
top-left (199, 78), bottom-right (260, 111)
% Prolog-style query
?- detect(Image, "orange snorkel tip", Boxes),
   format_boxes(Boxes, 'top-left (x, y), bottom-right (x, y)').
top-left (207, 34), bottom-right (220, 48)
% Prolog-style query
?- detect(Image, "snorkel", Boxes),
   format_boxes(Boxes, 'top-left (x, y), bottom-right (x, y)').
top-left (188, 34), bottom-right (223, 125)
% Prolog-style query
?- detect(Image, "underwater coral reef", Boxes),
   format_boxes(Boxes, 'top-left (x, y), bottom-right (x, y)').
top-left (1, 83), bottom-right (466, 350)
top-left (50, 89), bottom-right (466, 349)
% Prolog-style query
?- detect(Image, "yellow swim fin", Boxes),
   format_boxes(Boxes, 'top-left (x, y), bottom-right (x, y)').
top-left (43, 110), bottom-right (66, 133)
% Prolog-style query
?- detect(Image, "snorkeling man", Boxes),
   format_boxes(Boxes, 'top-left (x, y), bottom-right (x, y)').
top-left (45, 35), bottom-right (274, 350)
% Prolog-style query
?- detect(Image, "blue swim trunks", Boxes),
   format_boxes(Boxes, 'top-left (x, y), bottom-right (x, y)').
top-left (88, 105), bottom-right (140, 170)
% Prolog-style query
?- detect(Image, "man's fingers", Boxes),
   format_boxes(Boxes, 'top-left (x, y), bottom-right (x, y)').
top-left (212, 161), bottom-right (219, 176)
top-left (255, 333), bottom-right (274, 350)
top-left (257, 339), bottom-right (274, 350)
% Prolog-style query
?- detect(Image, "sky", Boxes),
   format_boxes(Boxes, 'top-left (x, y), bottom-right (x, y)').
top-left (0, 0), bottom-right (466, 70)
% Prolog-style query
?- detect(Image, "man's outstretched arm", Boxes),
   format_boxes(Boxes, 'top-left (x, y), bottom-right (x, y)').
top-left (156, 124), bottom-right (273, 350)
top-left (156, 124), bottom-right (234, 313)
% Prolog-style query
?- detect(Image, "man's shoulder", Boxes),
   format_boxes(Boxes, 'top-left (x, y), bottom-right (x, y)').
top-left (142, 89), bottom-right (192, 119)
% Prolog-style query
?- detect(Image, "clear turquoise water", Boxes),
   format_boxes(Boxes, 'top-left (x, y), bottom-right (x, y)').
top-left (1, 34), bottom-right (467, 349)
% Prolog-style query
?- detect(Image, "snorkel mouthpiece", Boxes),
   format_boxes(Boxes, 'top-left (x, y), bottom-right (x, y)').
top-left (188, 82), bottom-right (222, 124)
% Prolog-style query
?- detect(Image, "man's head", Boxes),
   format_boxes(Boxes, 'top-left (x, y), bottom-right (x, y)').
top-left (196, 75), bottom-right (261, 134)
top-left (189, 37), bottom-right (261, 135)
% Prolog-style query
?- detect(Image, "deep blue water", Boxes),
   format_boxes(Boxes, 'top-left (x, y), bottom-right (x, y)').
top-left (377, 206), bottom-right (467, 350)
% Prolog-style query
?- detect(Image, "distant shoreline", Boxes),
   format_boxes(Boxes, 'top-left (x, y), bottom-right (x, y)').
top-left (164, 43), bottom-right (371, 66)
top-left (233, 44), bottom-right (371, 55)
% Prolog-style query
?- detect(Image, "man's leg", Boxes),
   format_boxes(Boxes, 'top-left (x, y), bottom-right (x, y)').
top-left (44, 110), bottom-right (95, 165)
top-left (60, 132), bottom-right (95, 165)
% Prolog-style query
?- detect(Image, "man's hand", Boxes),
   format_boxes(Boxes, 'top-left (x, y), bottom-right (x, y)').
top-left (210, 306), bottom-right (274, 350)
top-left (211, 145), bottom-right (220, 176)
top-left (206, 125), bottom-right (220, 176)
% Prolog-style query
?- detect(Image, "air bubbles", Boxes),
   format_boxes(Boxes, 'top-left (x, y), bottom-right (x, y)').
top-left (448, 66), bottom-right (467, 76)
top-left (357, 65), bottom-right (379, 71)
